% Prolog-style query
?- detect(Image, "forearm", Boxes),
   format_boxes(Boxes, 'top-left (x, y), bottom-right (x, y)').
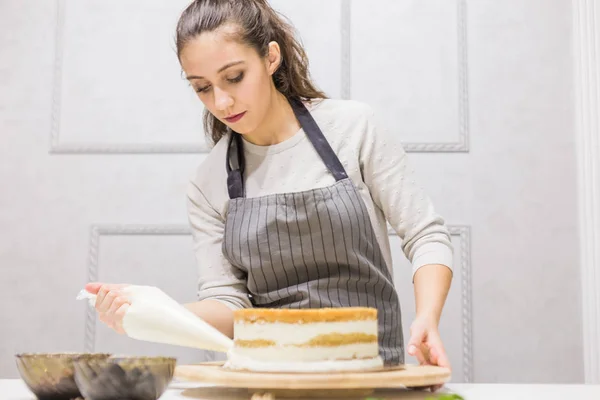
top-left (183, 299), bottom-right (235, 339)
top-left (413, 264), bottom-right (452, 326)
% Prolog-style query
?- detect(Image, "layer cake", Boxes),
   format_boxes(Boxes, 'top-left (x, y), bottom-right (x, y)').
top-left (223, 307), bottom-right (383, 372)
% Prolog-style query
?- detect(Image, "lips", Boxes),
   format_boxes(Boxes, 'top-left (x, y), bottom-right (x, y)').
top-left (224, 111), bottom-right (246, 123)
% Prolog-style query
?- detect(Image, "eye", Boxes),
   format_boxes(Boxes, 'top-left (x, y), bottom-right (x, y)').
top-left (226, 72), bottom-right (244, 84)
top-left (195, 85), bottom-right (211, 93)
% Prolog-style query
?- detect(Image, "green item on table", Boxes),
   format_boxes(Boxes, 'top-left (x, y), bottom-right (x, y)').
top-left (426, 394), bottom-right (465, 400)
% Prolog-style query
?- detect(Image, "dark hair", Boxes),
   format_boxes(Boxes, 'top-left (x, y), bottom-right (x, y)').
top-left (175, 0), bottom-right (327, 145)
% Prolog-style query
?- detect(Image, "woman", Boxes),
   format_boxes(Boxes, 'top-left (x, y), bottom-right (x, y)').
top-left (87, 0), bottom-right (454, 375)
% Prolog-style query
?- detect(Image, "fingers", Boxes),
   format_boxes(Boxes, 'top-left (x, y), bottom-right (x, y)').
top-left (428, 334), bottom-right (451, 369)
top-left (421, 339), bottom-right (451, 390)
top-left (428, 344), bottom-right (439, 365)
top-left (93, 284), bottom-right (129, 311)
top-left (409, 344), bottom-right (430, 366)
top-left (113, 303), bottom-right (129, 334)
top-left (406, 322), bottom-right (451, 393)
top-left (408, 345), bottom-right (425, 365)
top-left (86, 282), bottom-right (128, 294)
top-left (410, 324), bottom-right (452, 368)
top-left (92, 283), bottom-right (130, 335)
top-left (421, 344), bottom-right (433, 365)
top-left (407, 325), bottom-right (428, 365)
top-left (106, 295), bottom-right (128, 317)
top-left (429, 346), bottom-right (450, 369)
top-left (416, 350), bottom-right (428, 365)
top-left (96, 286), bottom-right (115, 312)
top-left (437, 348), bottom-right (451, 369)
top-left (85, 282), bottom-right (103, 294)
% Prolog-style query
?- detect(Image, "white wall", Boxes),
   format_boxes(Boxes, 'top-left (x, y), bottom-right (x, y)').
top-left (0, 0), bottom-right (588, 383)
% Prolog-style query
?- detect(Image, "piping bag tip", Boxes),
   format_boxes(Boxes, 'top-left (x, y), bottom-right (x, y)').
top-left (76, 289), bottom-right (97, 307)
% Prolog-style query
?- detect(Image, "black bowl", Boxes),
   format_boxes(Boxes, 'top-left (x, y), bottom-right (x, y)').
top-left (14, 352), bottom-right (111, 400)
top-left (73, 355), bottom-right (176, 400)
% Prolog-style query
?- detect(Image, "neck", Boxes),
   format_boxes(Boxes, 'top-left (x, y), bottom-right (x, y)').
top-left (243, 89), bottom-right (300, 146)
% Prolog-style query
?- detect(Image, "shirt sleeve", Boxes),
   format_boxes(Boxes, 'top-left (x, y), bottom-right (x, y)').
top-left (357, 104), bottom-right (454, 279)
top-left (186, 180), bottom-right (252, 310)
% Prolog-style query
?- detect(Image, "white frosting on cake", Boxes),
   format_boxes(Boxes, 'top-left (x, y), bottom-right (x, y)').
top-left (225, 315), bottom-right (382, 372)
top-left (224, 348), bottom-right (383, 372)
top-left (233, 320), bottom-right (378, 344)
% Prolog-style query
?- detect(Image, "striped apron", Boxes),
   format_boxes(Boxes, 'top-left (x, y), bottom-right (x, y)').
top-left (222, 98), bottom-right (404, 365)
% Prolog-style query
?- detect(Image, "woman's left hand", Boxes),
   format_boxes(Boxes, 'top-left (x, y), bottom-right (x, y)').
top-left (407, 316), bottom-right (451, 391)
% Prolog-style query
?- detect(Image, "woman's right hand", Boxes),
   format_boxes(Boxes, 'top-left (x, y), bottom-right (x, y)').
top-left (85, 282), bottom-right (131, 334)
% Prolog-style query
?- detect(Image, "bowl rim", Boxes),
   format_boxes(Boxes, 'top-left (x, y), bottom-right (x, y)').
top-left (15, 352), bottom-right (112, 359)
top-left (108, 355), bottom-right (177, 361)
top-left (75, 355), bottom-right (177, 364)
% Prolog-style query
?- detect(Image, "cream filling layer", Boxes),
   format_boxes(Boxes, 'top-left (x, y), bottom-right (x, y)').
top-left (228, 342), bottom-right (379, 362)
top-left (233, 320), bottom-right (378, 345)
top-left (224, 345), bottom-right (383, 372)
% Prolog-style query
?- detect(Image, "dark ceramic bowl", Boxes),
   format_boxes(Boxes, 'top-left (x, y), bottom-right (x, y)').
top-left (14, 352), bottom-right (112, 400)
top-left (73, 355), bottom-right (176, 400)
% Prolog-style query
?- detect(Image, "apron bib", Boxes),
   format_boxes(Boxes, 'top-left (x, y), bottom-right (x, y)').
top-left (222, 98), bottom-right (404, 365)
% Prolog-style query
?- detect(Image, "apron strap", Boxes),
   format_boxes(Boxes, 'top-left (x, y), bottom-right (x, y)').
top-left (226, 97), bottom-right (349, 199)
top-left (226, 131), bottom-right (245, 199)
top-left (289, 97), bottom-right (348, 182)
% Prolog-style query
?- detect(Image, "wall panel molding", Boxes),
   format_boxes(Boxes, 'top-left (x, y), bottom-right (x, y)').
top-left (388, 224), bottom-right (473, 382)
top-left (573, 0), bottom-right (600, 384)
top-left (343, 0), bottom-right (470, 153)
top-left (49, 0), bottom-right (208, 155)
top-left (51, 0), bottom-right (468, 155)
top-left (83, 225), bottom-right (192, 352)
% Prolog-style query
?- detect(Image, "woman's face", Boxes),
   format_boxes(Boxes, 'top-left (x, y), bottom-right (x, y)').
top-left (179, 25), bottom-right (280, 135)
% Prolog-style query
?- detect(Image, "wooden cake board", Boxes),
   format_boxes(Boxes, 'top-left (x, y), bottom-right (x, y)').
top-left (174, 361), bottom-right (451, 398)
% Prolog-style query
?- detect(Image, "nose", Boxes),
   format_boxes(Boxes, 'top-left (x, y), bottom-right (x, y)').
top-left (213, 87), bottom-right (234, 111)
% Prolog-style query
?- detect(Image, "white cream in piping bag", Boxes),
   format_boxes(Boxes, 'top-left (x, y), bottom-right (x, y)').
top-left (76, 285), bottom-right (233, 353)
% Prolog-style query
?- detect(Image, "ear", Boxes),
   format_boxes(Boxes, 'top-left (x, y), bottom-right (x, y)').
top-left (266, 41), bottom-right (282, 75)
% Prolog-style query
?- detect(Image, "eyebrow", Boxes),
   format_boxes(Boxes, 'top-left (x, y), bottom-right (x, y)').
top-left (186, 61), bottom-right (245, 80)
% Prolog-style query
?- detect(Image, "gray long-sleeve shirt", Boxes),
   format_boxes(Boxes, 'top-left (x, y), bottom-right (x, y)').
top-left (186, 98), bottom-right (454, 310)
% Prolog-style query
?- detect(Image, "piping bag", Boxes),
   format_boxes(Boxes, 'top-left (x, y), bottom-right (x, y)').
top-left (76, 285), bottom-right (233, 353)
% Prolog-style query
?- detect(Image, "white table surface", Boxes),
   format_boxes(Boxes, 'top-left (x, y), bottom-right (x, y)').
top-left (3, 379), bottom-right (600, 400)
